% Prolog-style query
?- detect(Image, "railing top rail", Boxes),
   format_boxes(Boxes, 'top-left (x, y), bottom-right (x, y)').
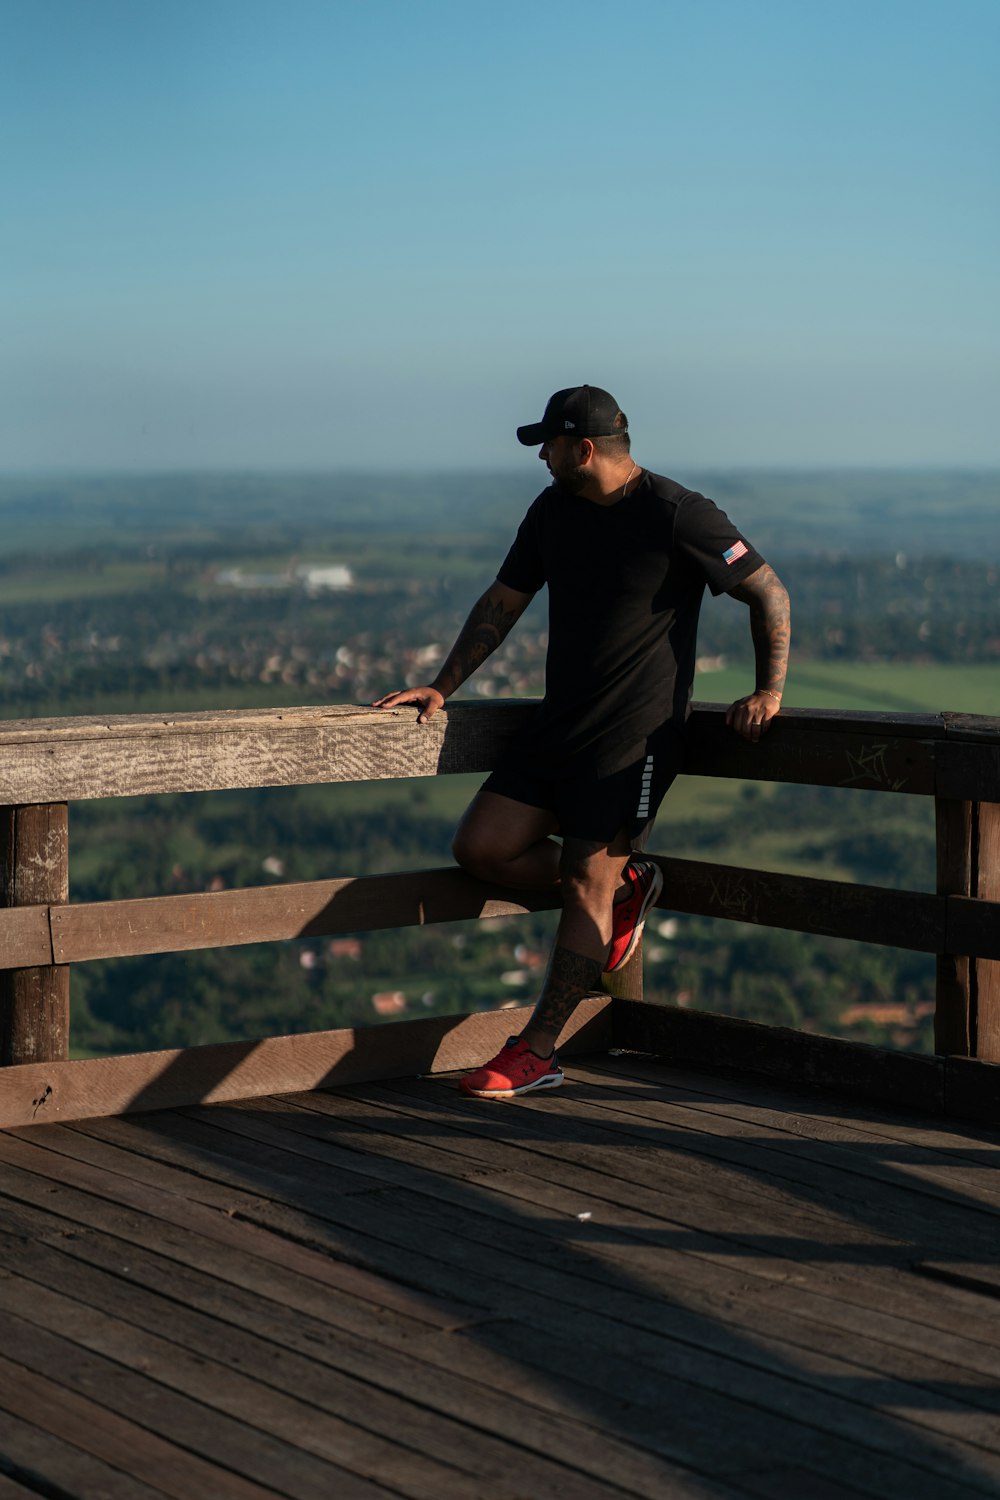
top-left (0, 699), bottom-right (996, 805)
top-left (0, 699), bottom-right (986, 744)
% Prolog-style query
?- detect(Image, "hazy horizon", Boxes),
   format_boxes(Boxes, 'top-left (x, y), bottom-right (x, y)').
top-left (4, 461), bottom-right (1000, 478)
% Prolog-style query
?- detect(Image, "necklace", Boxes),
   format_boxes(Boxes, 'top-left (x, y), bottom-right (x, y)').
top-left (622, 461), bottom-right (637, 499)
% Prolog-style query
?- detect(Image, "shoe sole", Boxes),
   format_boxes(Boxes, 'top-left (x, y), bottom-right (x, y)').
top-left (605, 862), bottom-right (665, 972)
top-left (461, 1072), bottom-right (565, 1099)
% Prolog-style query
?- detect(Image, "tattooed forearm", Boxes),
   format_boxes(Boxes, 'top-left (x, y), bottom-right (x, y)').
top-left (730, 564), bottom-right (791, 696)
top-left (529, 945), bottom-right (605, 1040)
top-left (433, 589), bottom-right (526, 697)
top-left (459, 597), bottom-right (522, 677)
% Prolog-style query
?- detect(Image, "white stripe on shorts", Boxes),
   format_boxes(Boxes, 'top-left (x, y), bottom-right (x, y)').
top-left (636, 754), bottom-right (654, 820)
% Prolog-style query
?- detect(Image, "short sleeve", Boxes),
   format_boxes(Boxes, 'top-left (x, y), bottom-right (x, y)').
top-left (497, 498), bottom-right (547, 595)
top-left (674, 491), bottom-right (765, 596)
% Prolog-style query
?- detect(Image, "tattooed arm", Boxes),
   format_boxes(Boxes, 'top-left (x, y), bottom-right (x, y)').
top-left (372, 579), bottom-right (534, 723)
top-left (724, 563), bottom-right (791, 743)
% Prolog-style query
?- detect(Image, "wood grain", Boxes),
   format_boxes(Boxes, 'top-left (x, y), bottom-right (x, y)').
top-left (973, 801), bottom-right (1000, 1061)
top-left (0, 803), bottom-right (69, 1065)
top-left (49, 866), bottom-right (561, 963)
top-left (683, 712), bottom-right (937, 794)
top-left (935, 798), bottom-right (972, 1056)
top-left (656, 856), bottom-right (946, 952)
top-left (36, 858), bottom-right (971, 972)
top-left (0, 701), bottom-right (536, 804)
top-left (0, 700), bottom-right (976, 807)
top-left (0, 905), bottom-right (55, 969)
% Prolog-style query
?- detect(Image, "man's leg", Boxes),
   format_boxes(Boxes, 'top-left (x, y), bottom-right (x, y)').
top-left (452, 788), bottom-right (561, 888)
top-left (519, 831), bottom-right (632, 1057)
top-left (459, 829), bottom-right (636, 1098)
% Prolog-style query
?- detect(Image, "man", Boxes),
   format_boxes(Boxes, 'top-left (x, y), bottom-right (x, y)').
top-left (374, 385), bottom-right (790, 1099)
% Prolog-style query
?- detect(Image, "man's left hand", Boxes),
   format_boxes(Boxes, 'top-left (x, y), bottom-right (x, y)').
top-left (726, 691), bottom-right (781, 743)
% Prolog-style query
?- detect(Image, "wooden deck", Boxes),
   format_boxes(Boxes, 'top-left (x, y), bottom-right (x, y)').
top-left (2, 1053), bottom-right (1000, 1500)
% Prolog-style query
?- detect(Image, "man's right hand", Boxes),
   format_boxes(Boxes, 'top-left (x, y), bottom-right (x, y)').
top-left (371, 686), bottom-right (446, 724)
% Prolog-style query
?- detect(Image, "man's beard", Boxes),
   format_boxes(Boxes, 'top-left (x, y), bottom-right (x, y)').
top-left (553, 462), bottom-right (588, 495)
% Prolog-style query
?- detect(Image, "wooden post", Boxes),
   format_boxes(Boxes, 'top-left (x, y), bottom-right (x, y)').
top-left (974, 802), bottom-right (1000, 1062)
top-left (935, 798), bottom-right (972, 1056)
top-left (935, 797), bottom-right (1000, 1063)
top-left (602, 945), bottom-right (644, 1003)
top-left (0, 804), bottom-right (69, 1065)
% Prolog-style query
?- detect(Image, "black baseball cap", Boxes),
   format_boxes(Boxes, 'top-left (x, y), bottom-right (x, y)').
top-left (516, 385), bottom-right (627, 446)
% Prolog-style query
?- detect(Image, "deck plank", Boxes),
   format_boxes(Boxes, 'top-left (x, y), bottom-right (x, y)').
top-left (592, 1056), bottom-right (1000, 1161)
top-left (264, 1079), bottom-right (1000, 1377)
top-left (0, 1306), bottom-right (396, 1500)
top-left (203, 1078), bottom-right (1000, 1327)
top-left (43, 1116), bottom-right (1000, 1488)
top-left (0, 1352), bottom-right (282, 1500)
top-left (0, 1204), bottom-right (727, 1500)
top-left (0, 1220), bottom-right (682, 1500)
top-left (2, 1056), bottom-right (1000, 1500)
top-left (578, 1056), bottom-right (1000, 1205)
top-left (0, 1409), bottom-right (177, 1500)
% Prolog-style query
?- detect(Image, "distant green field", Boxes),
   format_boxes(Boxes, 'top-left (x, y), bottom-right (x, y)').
top-left (694, 659), bottom-right (1000, 716)
top-left (18, 660), bottom-right (998, 725)
top-left (0, 560), bottom-right (169, 604)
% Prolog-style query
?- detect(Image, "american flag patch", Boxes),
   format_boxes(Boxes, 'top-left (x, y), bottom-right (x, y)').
top-left (723, 540), bottom-right (749, 565)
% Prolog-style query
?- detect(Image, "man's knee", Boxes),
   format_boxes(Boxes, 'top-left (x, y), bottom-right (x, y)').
top-left (452, 823), bottom-right (493, 877)
top-left (560, 868), bottom-right (608, 912)
top-left (453, 790), bottom-right (558, 882)
top-left (559, 843), bottom-right (629, 911)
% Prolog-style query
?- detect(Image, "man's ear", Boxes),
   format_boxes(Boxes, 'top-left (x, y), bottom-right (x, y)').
top-left (577, 438), bottom-right (596, 465)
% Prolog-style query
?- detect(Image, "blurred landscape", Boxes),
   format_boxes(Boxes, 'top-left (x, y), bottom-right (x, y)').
top-left (1, 468), bottom-right (997, 1060)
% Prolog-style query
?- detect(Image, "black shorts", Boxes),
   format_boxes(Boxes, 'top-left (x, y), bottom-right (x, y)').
top-left (483, 735), bottom-right (683, 846)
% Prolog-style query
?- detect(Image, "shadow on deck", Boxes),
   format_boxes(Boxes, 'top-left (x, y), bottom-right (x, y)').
top-left (2, 1052), bottom-right (1000, 1500)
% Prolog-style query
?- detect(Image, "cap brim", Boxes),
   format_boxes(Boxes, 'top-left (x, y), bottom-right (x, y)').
top-left (516, 422), bottom-right (548, 446)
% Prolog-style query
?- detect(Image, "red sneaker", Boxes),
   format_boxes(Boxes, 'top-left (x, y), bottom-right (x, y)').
top-left (460, 1036), bottom-right (564, 1098)
top-left (606, 858), bottom-right (664, 972)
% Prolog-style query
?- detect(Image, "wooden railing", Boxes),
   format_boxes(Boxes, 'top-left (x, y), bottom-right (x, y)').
top-left (1, 699), bottom-right (999, 1126)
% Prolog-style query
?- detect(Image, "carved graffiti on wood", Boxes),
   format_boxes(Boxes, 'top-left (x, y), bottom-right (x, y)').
top-left (840, 743), bottom-right (908, 792)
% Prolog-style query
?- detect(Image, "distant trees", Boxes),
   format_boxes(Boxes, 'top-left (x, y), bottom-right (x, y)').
top-left (1, 552), bottom-right (1000, 723)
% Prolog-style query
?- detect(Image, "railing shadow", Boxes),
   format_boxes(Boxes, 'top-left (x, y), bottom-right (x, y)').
top-left (13, 1059), bottom-right (999, 1499)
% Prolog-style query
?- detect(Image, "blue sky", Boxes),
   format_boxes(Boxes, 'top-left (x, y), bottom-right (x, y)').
top-left (3, 0), bottom-right (998, 470)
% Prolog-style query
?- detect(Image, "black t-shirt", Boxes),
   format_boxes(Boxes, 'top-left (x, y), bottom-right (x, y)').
top-left (496, 469), bottom-right (764, 777)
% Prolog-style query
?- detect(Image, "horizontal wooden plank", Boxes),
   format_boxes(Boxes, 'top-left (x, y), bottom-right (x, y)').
top-left (683, 711), bottom-right (937, 793)
top-left (0, 997), bottom-right (611, 1128)
top-left (39, 857), bottom-right (957, 972)
top-left (945, 895), bottom-right (1000, 963)
top-left (941, 712), bottom-right (1000, 743)
top-left (657, 856), bottom-right (946, 952)
top-left (0, 699), bottom-right (948, 750)
top-left (613, 999), bottom-right (946, 1115)
top-left (0, 699), bottom-right (995, 806)
top-left (936, 742), bottom-right (1000, 801)
top-left (49, 866), bottom-right (561, 964)
top-left (0, 905), bottom-right (53, 968)
top-left (0, 701), bottom-right (537, 804)
top-left (16, 857), bottom-right (1000, 988)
